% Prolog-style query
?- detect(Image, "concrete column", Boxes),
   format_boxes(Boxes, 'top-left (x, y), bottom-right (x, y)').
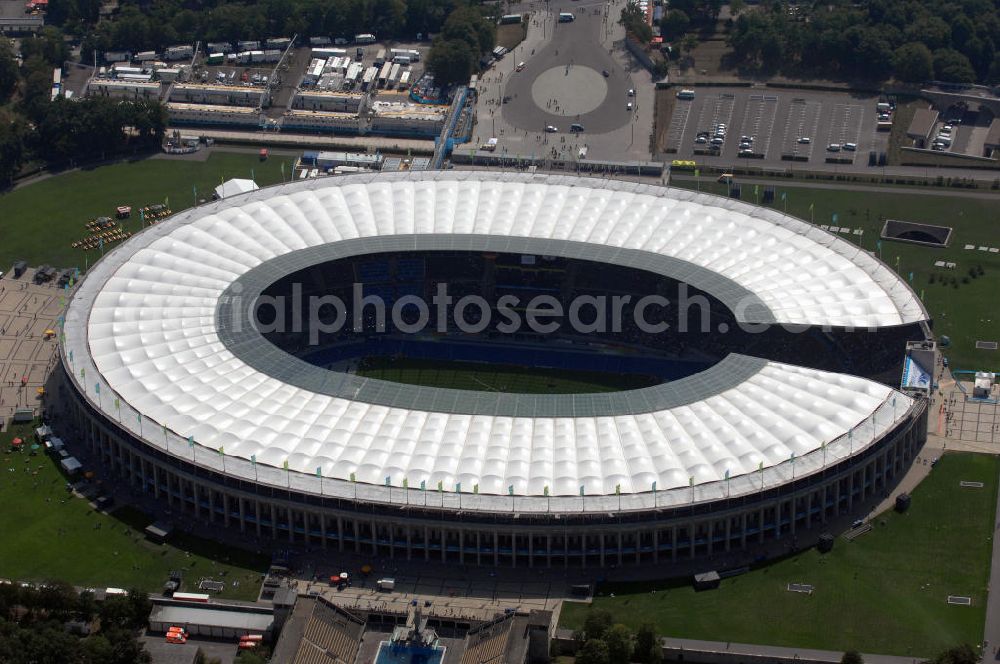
top-left (528, 533), bottom-right (534, 568)
top-left (320, 512), bottom-right (327, 548)
top-left (238, 496), bottom-right (246, 533)
top-left (671, 527), bottom-right (677, 562)
top-left (354, 519), bottom-right (361, 554)
top-left (270, 503), bottom-right (278, 539)
top-left (493, 531), bottom-right (499, 566)
top-left (740, 513), bottom-right (747, 549)
top-left (442, 528), bottom-right (447, 563)
top-left (790, 497), bottom-right (797, 536)
top-left (478, 531), bottom-right (482, 566)
top-left (707, 521), bottom-right (714, 556)
top-left (208, 489), bottom-right (216, 524)
top-left (371, 520), bottom-right (378, 555)
top-left (546, 534), bottom-right (552, 568)
top-left (424, 526), bottom-right (430, 561)
top-left (222, 492), bottom-right (230, 528)
top-left (725, 518), bottom-right (731, 552)
top-left (406, 527), bottom-right (412, 561)
top-left (255, 500), bottom-right (262, 538)
top-left (152, 465), bottom-right (160, 499)
top-left (617, 532), bottom-right (623, 566)
top-left (848, 472), bottom-right (855, 510)
top-left (653, 529), bottom-right (659, 563)
top-left (337, 516), bottom-right (344, 553)
top-left (758, 508), bottom-right (765, 544)
top-left (689, 522), bottom-right (696, 558)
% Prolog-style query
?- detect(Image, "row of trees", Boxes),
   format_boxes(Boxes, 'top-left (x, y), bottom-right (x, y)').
top-left (572, 609), bottom-right (663, 664)
top-left (724, 0), bottom-right (1000, 84)
top-left (0, 581), bottom-right (152, 664)
top-left (41, 0), bottom-right (463, 61)
top-left (0, 30), bottom-right (166, 185)
top-left (425, 4), bottom-right (496, 86)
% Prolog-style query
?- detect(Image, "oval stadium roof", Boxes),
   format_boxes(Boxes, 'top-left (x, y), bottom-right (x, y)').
top-left (63, 172), bottom-right (922, 504)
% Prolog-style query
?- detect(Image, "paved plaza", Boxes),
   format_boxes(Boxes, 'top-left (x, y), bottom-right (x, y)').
top-left (0, 268), bottom-right (64, 429)
top-left (468, 0), bottom-right (655, 164)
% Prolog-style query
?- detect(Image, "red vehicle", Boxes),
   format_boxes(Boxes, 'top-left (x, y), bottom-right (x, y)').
top-left (259, 148), bottom-right (269, 161)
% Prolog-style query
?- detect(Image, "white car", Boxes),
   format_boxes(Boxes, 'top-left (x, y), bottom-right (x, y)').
top-left (798, 136), bottom-right (811, 144)
top-left (626, 101), bottom-right (633, 111)
top-left (545, 125), bottom-right (558, 133)
top-left (627, 88), bottom-right (635, 96)
top-left (695, 136), bottom-right (708, 144)
top-left (710, 136), bottom-right (724, 145)
top-left (843, 142), bottom-right (857, 151)
top-left (826, 143), bottom-right (841, 152)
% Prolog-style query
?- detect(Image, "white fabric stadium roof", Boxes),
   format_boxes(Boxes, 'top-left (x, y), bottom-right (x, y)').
top-left (64, 172), bottom-right (923, 504)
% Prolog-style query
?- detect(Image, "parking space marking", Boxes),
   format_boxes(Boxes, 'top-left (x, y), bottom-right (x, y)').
top-left (826, 103), bottom-right (864, 155)
top-left (667, 99), bottom-right (693, 151)
top-left (693, 93), bottom-right (735, 151)
top-left (781, 99), bottom-right (820, 159)
top-left (737, 94), bottom-right (778, 157)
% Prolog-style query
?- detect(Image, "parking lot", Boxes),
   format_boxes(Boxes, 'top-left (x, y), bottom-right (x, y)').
top-left (664, 87), bottom-right (889, 170)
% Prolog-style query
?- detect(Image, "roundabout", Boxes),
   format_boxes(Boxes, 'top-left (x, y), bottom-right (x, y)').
top-left (500, 7), bottom-right (635, 134)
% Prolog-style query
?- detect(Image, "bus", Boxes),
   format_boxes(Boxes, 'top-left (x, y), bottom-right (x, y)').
top-left (558, 12), bottom-right (575, 22)
top-left (499, 14), bottom-right (523, 24)
top-left (172, 592), bottom-right (210, 603)
top-left (354, 33), bottom-right (376, 44)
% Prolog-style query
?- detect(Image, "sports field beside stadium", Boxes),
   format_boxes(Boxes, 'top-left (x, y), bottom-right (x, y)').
top-left (355, 357), bottom-right (660, 393)
top-left (0, 424), bottom-right (268, 600)
top-left (559, 451), bottom-right (998, 656)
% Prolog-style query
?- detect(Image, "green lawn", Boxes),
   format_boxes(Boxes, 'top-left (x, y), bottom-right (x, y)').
top-left (0, 424), bottom-right (269, 600)
top-left (560, 452), bottom-right (998, 657)
top-left (0, 151), bottom-right (290, 273)
top-left (674, 178), bottom-right (1000, 371)
top-left (356, 357), bottom-right (659, 393)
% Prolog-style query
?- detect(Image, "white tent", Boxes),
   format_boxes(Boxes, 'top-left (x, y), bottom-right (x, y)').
top-left (213, 178), bottom-right (259, 199)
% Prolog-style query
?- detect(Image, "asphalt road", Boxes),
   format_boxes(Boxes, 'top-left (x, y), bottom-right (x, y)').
top-left (500, 6), bottom-right (635, 134)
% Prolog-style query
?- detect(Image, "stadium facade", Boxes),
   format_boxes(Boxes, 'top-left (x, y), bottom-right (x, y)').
top-left (61, 172), bottom-right (930, 567)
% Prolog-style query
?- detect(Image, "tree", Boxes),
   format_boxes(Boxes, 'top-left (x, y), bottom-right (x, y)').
top-left (605, 624), bottom-right (633, 664)
top-left (0, 40), bottom-right (17, 103)
top-left (893, 42), bottom-right (934, 82)
top-left (660, 9), bottom-right (690, 41)
top-left (576, 639), bottom-right (611, 664)
top-left (581, 608), bottom-right (613, 641)
top-left (681, 33), bottom-right (699, 57)
top-left (925, 644), bottom-right (978, 664)
top-left (841, 651), bottom-right (864, 664)
top-left (634, 623), bottom-right (663, 663)
top-left (426, 38), bottom-right (476, 86)
top-left (933, 48), bottom-right (976, 83)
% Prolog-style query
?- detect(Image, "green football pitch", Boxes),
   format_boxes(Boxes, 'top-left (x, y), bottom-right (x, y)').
top-left (355, 357), bottom-right (659, 393)
top-left (560, 451), bottom-right (999, 657)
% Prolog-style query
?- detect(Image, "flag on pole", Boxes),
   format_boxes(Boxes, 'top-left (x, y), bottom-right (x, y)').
top-left (162, 423), bottom-right (167, 437)
top-left (615, 484), bottom-right (620, 495)
top-left (192, 185), bottom-right (197, 199)
top-left (316, 466), bottom-right (322, 478)
top-left (283, 459), bottom-right (289, 470)
top-left (437, 480), bottom-right (443, 492)
top-left (351, 472), bottom-right (357, 482)
top-left (508, 484), bottom-right (514, 496)
top-left (187, 435), bottom-right (194, 448)
top-left (808, 203), bottom-right (814, 212)
top-left (579, 485), bottom-right (585, 496)
top-left (694, 168), bottom-right (699, 177)
top-left (473, 484), bottom-right (479, 494)
top-left (758, 460), bottom-right (764, 472)
top-left (456, 482), bottom-right (461, 493)
top-left (544, 485), bottom-right (550, 496)
top-left (420, 479), bottom-right (426, 491)
top-left (69, 350), bottom-right (73, 364)
top-left (689, 475), bottom-right (694, 487)
top-left (251, 454), bottom-right (256, 465)
top-left (403, 478), bottom-right (408, 489)
top-left (908, 271), bottom-right (913, 282)
top-left (80, 367), bottom-right (85, 380)
top-left (877, 240), bottom-right (882, 251)
top-left (754, 184), bottom-right (759, 196)
top-left (724, 468), bottom-right (730, 480)
top-left (652, 481), bottom-right (657, 492)
top-left (781, 191), bottom-right (786, 201)
top-left (790, 451), bottom-right (796, 463)
top-left (114, 397), bottom-right (119, 410)
top-left (385, 475), bottom-right (391, 486)
top-left (218, 446), bottom-right (224, 455)
top-left (831, 213), bottom-right (838, 224)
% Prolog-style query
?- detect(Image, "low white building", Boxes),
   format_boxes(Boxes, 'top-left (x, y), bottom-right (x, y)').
top-left (166, 102), bottom-right (263, 127)
top-left (281, 110), bottom-right (361, 134)
top-left (214, 178), bottom-right (260, 199)
top-left (89, 79), bottom-right (161, 99)
top-left (292, 90), bottom-right (364, 113)
top-left (170, 83), bottom-right (268, 107)
top-left (369, 100), bottom-right (447, 137)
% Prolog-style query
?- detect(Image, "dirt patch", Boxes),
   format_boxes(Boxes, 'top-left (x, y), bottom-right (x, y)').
top-left (497, 23), bottom-right (527, 51)
top-left (653, 88), bottom-right (677, 154)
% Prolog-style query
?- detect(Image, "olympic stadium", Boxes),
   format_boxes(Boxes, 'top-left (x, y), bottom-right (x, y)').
top-left (61, 171), bottom-right (931, 567)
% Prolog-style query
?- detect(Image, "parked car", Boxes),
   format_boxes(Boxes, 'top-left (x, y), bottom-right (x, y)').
top-left (826, 143), bottom-right (841, 152)
top-left (545, 125), bottom-right (558, 133)
top-left (798, 136), bottom-right (811, 144)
